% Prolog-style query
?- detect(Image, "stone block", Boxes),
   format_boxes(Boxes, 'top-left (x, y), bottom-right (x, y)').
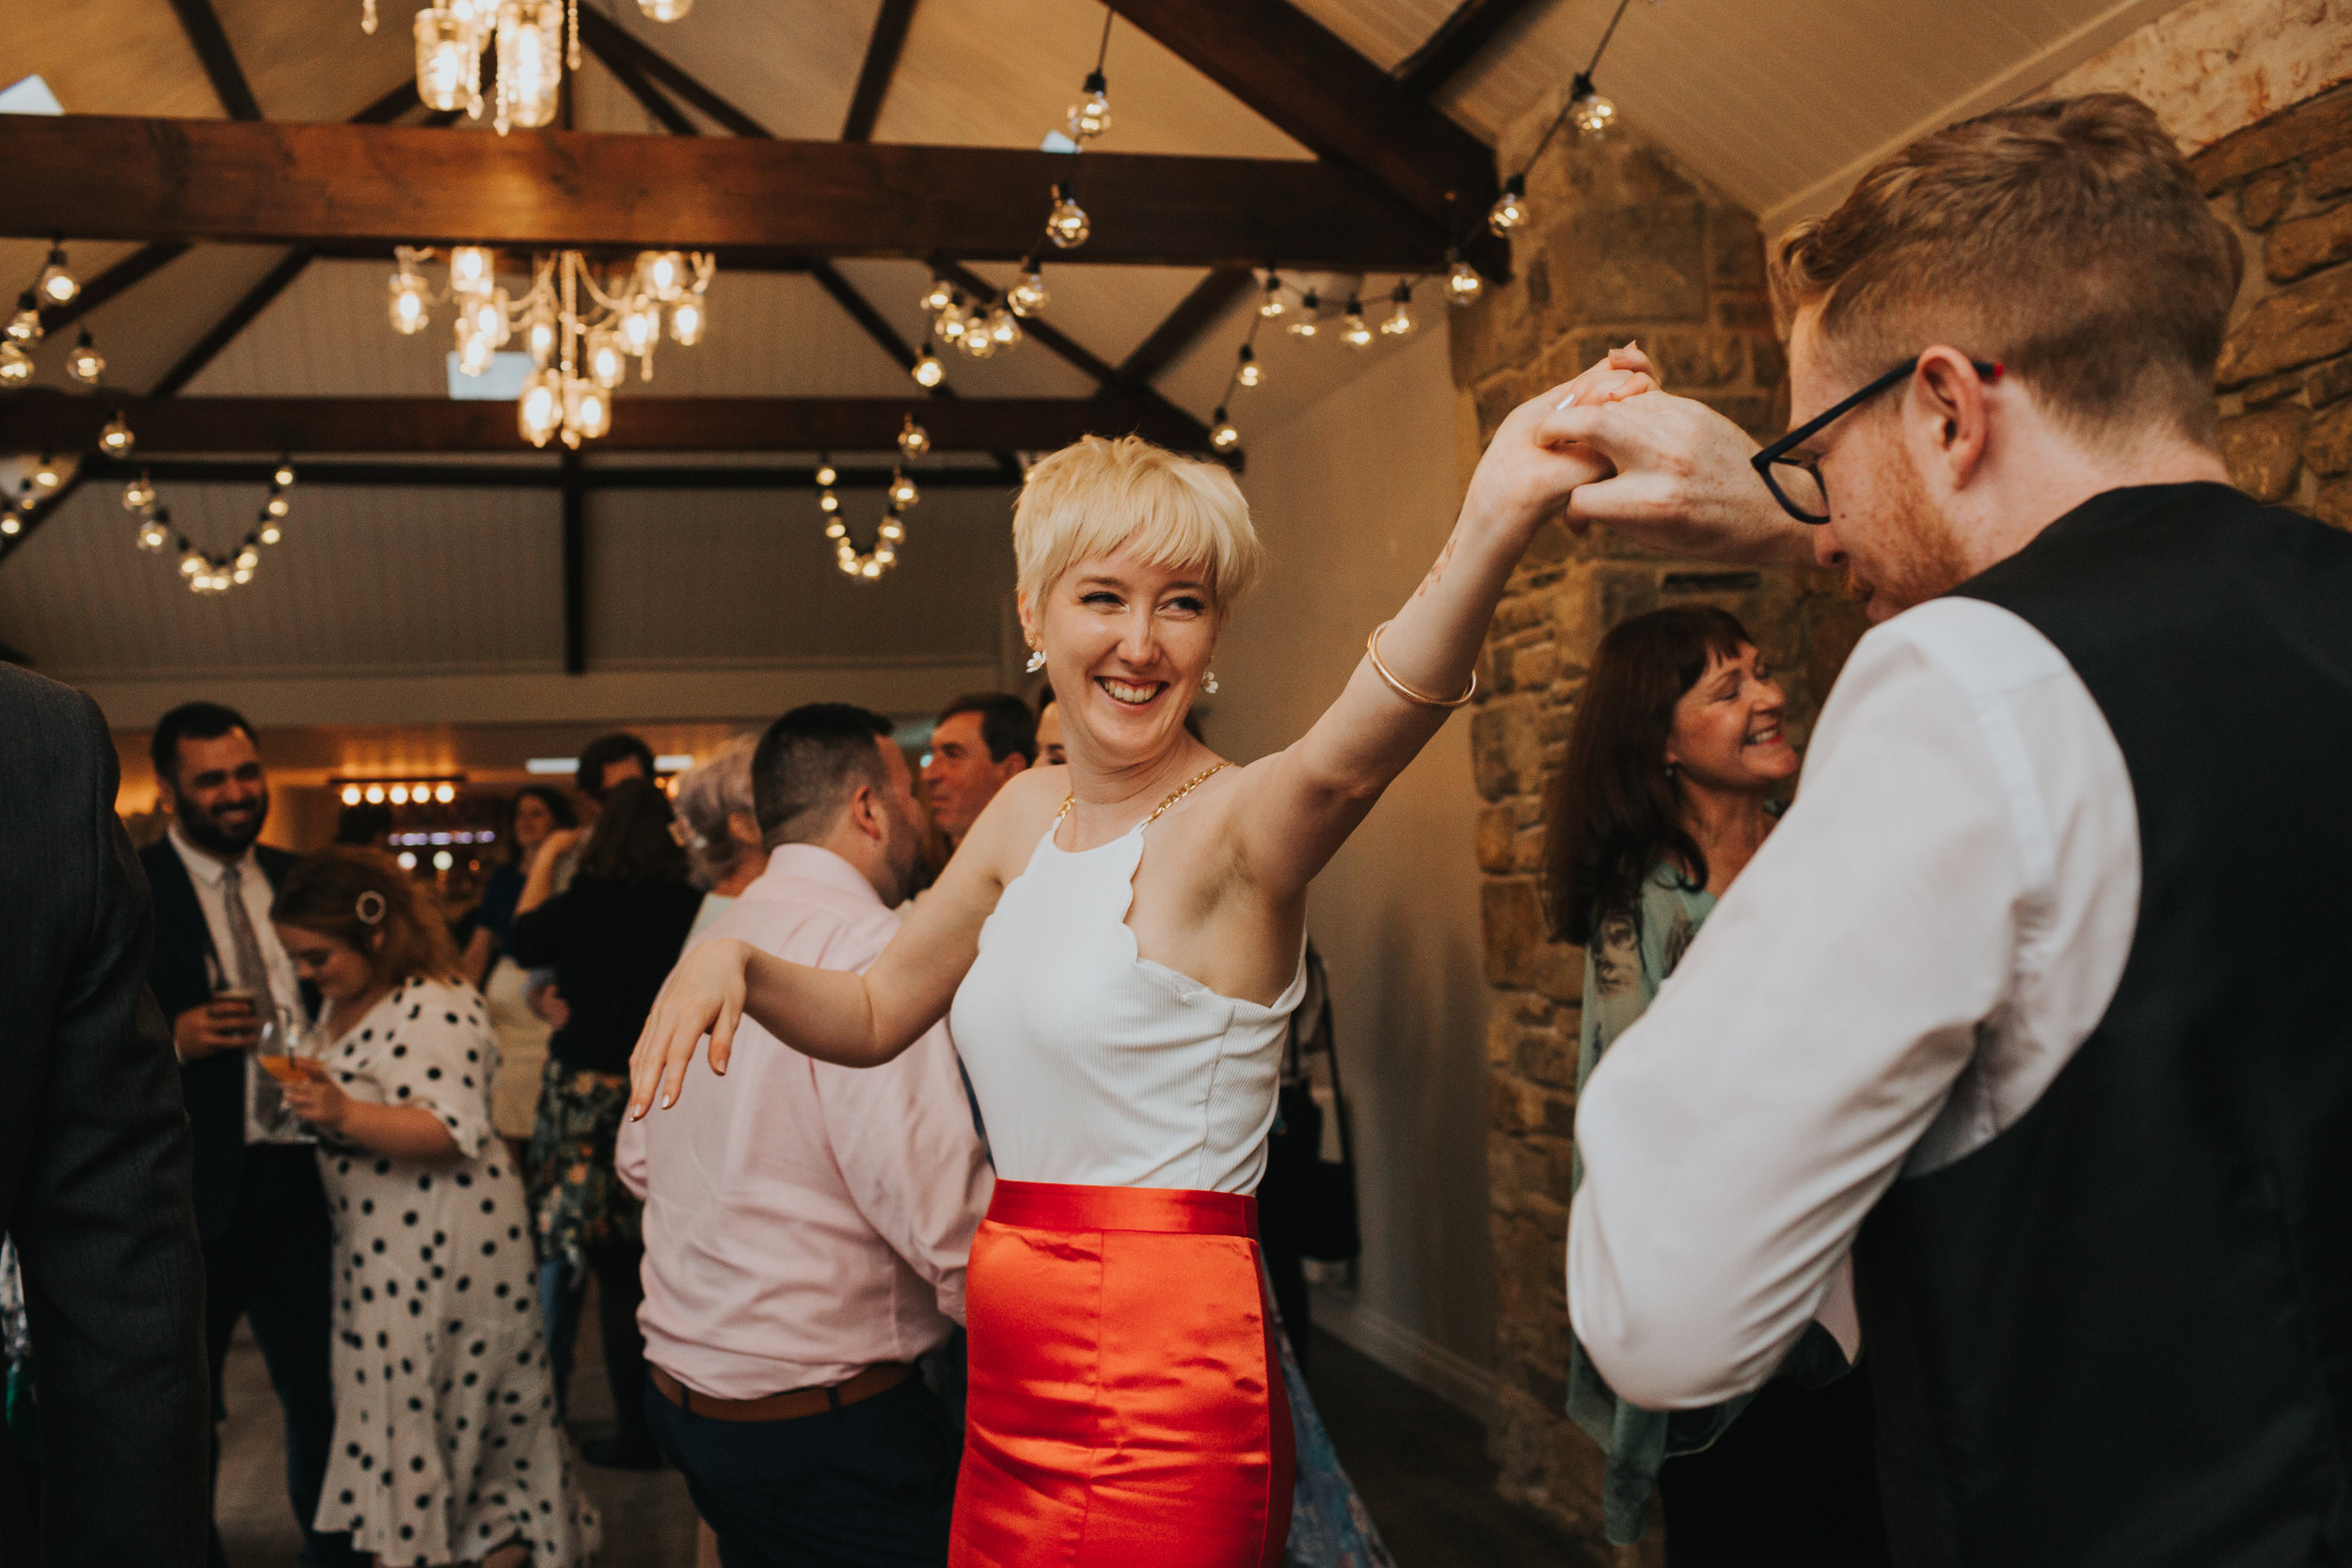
top-left (2309, 400), bottom-right (2352, 475)
top-left (1476, 803), bottom-right (1523, 873)
top-left (2308, 142), bottom-right (2352, 199)
top-left (2241, 166), bottom-right (2296, 230)
top-left (1709, 205), bottom-right (1768, 293)
top-left (2219, 406), bottom-right (2310, 499)
top-left (1515, 1014), bottom-right (1575, 1088)
top-left (2192, 84), bottom-right (2352, 193)
top-left (2318, 476), bottom-right (2352, 531)
top-left (1482, 878), bottom-right (1546, 986)
top-left (2309, 355), bottom-right (2352, 408)
top-left (2267, 204), bottom-right (2352, 283)
top-left (2217, 263), bottom-right (2352, 386)
top-left (1651, 332), bottom-right (1747, 388)
top-left (2239, 368), bottom-right (2308, 407)
top-left (1470, 695), bottom-right (1547, 800)
top-left (1556, 202), bottom-right (1709, 325)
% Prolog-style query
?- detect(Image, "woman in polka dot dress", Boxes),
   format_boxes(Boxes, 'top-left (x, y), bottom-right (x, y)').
top-left (272, 847), bottom-right (599, 1568)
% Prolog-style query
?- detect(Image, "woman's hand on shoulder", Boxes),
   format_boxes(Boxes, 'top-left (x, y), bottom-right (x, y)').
top-left (628, 935), bottom-right (754, 1117)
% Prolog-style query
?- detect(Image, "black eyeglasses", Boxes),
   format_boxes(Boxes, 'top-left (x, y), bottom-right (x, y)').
top-left (1750, 356), bottom-right (2004, 524)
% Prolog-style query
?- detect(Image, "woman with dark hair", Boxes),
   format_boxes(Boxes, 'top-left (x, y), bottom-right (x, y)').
top-left (467, 785), bottom-right (579, 986)
top-left (1545, 607), bottom-right (1885, 1566)
top-left (269, 847), bottom-right (599, 1567)
top-left (468, 786), bottom-right (581, 1150)
top-left (508, 779), bottom-right (701, 1469)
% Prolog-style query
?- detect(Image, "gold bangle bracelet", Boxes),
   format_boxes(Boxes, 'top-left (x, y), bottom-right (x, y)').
top-left (1365, 619), bottom-right (1478, 708)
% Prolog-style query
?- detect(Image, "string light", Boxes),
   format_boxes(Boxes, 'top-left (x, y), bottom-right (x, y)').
top-left (1570, 72), bottom-right (1618, 136)
top-left (0, 343), bottom-right (27, 385)
top-left (890, 468), bottom-right (920, 508)
top-left (1008, 259), bottom-right (1049, 317)
top-left (66, 328), bottom-right (104, 384)
top-left (1488, 174), bottom-right (1529, 235)
top-left (1210, 407), bottom-right (1241, 451)
top-left (1382, 282), bottom-right (1416, 337)
top-left (31, 456), bottom-right (58, 491)
top-left (898, 416), bottom-right (931, 459)
top-left (1064, 8), bottom-right (1116, 143)
top-left (1046, 183), bottom-right (1091, 249)
top-left (35, 238), bottom-right (78, 307)
top-left (1447, 252), bottom-right (1485, 308)
top-left (920, 277), bottom-right (955, 314)
top-left (275, 459), bottom-right (297, 490)
top-left (1259, 276), bottom-right (1287, 319)
top-left (6, 293), bottom-right (41, 345)
top-left (136, 513), bottom-right (169, 552)
top-left (913, 352), bottom-right (945, 388)
top-left (1341, 300), bottom-right (1374, 349)
top-left (1236, 343), bottom-right (1262, 388)
top-left (815, 458), bottom-right (837, 487)
top-left (1288, 289), bottom-right (1321, 338)
top-left (122, 473), bottom-right (156, 512)
top-left (99, 412), bottom-right (135, 455)
top-left (668, 293), bottom-right (707, 347)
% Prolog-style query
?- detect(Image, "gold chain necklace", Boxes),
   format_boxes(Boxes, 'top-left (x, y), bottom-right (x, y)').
top-left (1056, 760), bottom-right (1231, 827)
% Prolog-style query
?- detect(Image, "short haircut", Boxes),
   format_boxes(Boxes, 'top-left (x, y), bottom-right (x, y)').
top-left (1770, 92), bottom-right (2241, 449)
top-left (752, 704), bottom-right (895, 848)
top-left (670, 734), bottom-right (759, 890)
top-left (576, 732), bottom-right (656, 800)
top-left (271, 846), bottom-right (463, 988)
top-left (938, 692), bottom-right (1038, 766)
top-left (151, 701), bottom-right (257, 788)
top-left (575, 777), bottom-right (690, 886)
top-left (1013, 435), bottom-right (1263, 613)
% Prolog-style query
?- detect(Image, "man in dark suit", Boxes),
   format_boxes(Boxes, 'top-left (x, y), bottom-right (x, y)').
top-left (141, 701), bottom-right (358, 1568)
top-left (0, 664), bottom-right (209, 1565)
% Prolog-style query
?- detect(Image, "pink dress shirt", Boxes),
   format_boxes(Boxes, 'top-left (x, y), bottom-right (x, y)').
top-left (616, 845), bottom-right (993, 1398)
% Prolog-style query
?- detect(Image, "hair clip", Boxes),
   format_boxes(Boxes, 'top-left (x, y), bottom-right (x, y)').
top-left (355, 890), bottom-right (388, 925)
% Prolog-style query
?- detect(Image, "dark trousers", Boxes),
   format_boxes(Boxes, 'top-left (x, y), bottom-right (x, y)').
top-left (644, 1371), bottom-right (960, 1568)
top-left (1658, 1363), bottom-right (1892, 1568)
top-left (201, 1145), bottom-right (361, 1568)
top-left (542, 1241), bottom-right (654, 1450)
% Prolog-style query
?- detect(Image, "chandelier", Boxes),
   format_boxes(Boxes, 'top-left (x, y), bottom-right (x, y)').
top-left (387, 245), bottom-right (713, 448)
top-left (361, 0), bottom-right (690, 136)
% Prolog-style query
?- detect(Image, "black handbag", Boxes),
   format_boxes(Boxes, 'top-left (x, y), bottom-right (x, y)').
top-left (1280, 948), bottom-right (1360, 1264)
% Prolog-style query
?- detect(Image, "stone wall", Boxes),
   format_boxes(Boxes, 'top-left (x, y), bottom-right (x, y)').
top-left (2202, 83), bottom-right (2352, 522)
top-left (1455, 58), bottom-right (2352, 1563)
top-left (1450, 91), bottom-right (1867, 1550)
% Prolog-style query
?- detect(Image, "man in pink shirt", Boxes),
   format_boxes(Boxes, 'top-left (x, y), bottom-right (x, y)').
top-left (619, 704), bottom-right (991, 1567)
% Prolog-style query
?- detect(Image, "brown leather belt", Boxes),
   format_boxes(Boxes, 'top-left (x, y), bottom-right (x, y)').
top-left (649, 1360), bottom-right (913, 1423)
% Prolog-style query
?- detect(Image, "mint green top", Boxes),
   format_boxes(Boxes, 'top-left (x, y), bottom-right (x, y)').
top-left (1565, 855), bottom-right (1845, 1544)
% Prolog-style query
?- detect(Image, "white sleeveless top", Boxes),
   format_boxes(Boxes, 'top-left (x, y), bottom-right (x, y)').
top-left (949, 812), bottom-right (1308, 1195)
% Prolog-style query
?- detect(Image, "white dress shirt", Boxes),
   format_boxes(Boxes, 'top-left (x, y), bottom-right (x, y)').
top-left (1566, 597), bottom-right (2141, 1409)
top-left (169, 826), bottom-right (311, 1143)
top-left (616, 846), bottom-right (992, 1397)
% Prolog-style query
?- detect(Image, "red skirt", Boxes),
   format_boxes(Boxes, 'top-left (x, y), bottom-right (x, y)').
top-left (948, 1180), bottom-right (1295, 1568)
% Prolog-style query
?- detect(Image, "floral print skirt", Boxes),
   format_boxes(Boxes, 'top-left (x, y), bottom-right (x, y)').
top-left (524, 1058), bottom-right (641, 1280)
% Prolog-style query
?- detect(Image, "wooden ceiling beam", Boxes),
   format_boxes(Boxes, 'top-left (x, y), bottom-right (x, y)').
top-left (1102, 0), bottom-right (1500, 258)
top-left (842, 0), bottom-right (920, 142)
top-left (0, 117), bottom-right (1448, 272)
top-left (166, 0), bottom-right (262, 120)
top-left (1391, 0), bottom-right (1550, 101)
top-left (1116, 266), bottom-right (1254, 386)
top-left (77, 456), bottom-right (1019, 490)
top-left (0, 395), bottom-right (1214, 455)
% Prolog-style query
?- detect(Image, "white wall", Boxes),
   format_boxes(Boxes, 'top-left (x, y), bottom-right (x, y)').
top-left (1210, 325), bottom-right (1498, 1414)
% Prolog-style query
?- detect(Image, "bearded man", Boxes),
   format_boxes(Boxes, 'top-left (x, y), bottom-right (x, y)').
top-left (140, 701), bottom-right (362, 1568)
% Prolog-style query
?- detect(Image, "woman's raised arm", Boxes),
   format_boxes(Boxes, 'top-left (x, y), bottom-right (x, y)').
top-left (1236, 359), bottom-right (1649, 895)
top-left (625, 778), bottom-right (1042, 1117)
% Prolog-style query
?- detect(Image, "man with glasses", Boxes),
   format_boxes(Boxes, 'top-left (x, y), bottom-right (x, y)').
top-left (1524, 94), bottom-right (2352, 1564)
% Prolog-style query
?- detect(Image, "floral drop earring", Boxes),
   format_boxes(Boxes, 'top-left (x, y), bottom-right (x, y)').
top-left (1026, 647), bottom-right (1047, 673)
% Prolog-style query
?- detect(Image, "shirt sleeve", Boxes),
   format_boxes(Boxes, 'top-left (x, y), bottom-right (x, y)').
top-left (503, 893), bottom-right (569, 970)
top-left (811, 915), bottom-right (993, 1326)
top-left (614, 1095), bottom-right (648, 1200)
top-left (360, 982), bottom-right (499, 1161)
top-left (1566, 618), bottom-right (2035, 1409)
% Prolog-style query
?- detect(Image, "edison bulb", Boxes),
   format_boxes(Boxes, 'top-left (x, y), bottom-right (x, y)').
top-left (1210, 408), bottom-right (1240, 451)
top-left (644, 250), bottom-right (689, 303)
top-left (1382, 287), bottom-right (1416, 338)
top-left (6, 294), bottom-right (41, 345)
top-left (36, 245), bottom-right (77, 307)
top-left (825, 520), bottom-right (847, 541)
top-left (1288, 292), bottom-right (1320, 338)
top-left (878, 519), bottom-right (903, 541)
top-left (1046, 185), bottom-right (1090, 249)
top-left (266, 493), bottom-right (291, 519)
top-left (989, 308), bottom-right (1021, 347)
top-left (388, 270), bottom-right (430, 335)
top-left (920, 277), bottom-right (955, 314)
top-left (259, 523), bottom-right (282, 546)
top-left (1572, 89), bottom-right (1617, 137)
top-left (1259, 278), bottom-right (1286, 320)
top-left (435, 783), bottom-right (456, 803)
top-left (389, 784), bottom-right (410, 805)
top-left (1067, 74), bottom-right (1111, 141)
top-left (235, 546), bottom-right (260, 571)
top-left (275, 463), bottom-right (296, 488)
top-left (31, 458), bottom-right (58, 491)
top-left (494, 0), bottom-right (563, 132)
top-left (123, 476), bottom-right (155, 511)
top-left (469, 291), bottom-right (511, 348)
top-left (669, 294), bottom-right (706, 347)
top-left (342, 784), bottom-right (363, 806)
top-left (1341, 306), bottom-right (1373, 349)
top-left (0, 515), bottom-right (18, 536)
top-left (99, 414), bottom-right (135, 455)
top-left (67, 330), bottom-right (104, 384)
top-left (587, 328), bottom-right (627, 389)
top-left (455, 329), bottom-right (495, 378)
top-left (518, 366), bottom-right (563, 446)
top-left (890, 473), bottom-right (919, 508)
top-left (912, 353), bottom-right (944, 388)
top-left (449, 245), bottom-right (495, 297)
top-left (898, 418), bottom-right (930, 459)
top-left (1236, 345), bottom-right (1262, 388)
top-left (180, 552), bottom-right (202, 578)
top-left (1447, 259), bottom-right (1485, 307)
top-left (618, 301), bottom-right (660, 357)
top-left (1488, 176), bottom-right (1529, 235)
top-left (137, 518), bottom-right (170, 552)
top-left (1008, 266), bottom-right (1048, 317)
top-left (0, 343), bottom-right (28, 385)
top-left (960, 320), bottom-right (996, 359)
top-left (365, 784), bottom-right (386, 803)
top-left (413, 7), bottom-right (478, 112)
top-left (564, 377), bottom-right (612, 442)
top-left (524, 308), bottom-right (557, 366)
top-left (818, 490), bottom-right (840, 514)
top-left (815, 462), bottom-right (837, 487)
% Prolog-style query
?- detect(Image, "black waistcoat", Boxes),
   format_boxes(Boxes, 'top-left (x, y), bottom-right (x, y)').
top-left (1853, 483), bottom-right (2352, 1566)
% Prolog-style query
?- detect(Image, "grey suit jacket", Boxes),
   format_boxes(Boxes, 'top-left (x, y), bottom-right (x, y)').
top-left (0, 664), bottom-right (208, 1566)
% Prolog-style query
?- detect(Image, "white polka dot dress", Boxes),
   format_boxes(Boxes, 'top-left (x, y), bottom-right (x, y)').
top-left (312, 977), bottom-right (600, 1567)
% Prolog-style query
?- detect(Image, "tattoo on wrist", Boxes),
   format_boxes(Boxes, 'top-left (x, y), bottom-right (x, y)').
top-left (1415, 534), bottom-right (1459, 599)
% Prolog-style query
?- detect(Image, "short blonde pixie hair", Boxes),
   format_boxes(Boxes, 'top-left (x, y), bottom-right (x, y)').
top-left (1013, 435), bottom-right (1263, 611)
